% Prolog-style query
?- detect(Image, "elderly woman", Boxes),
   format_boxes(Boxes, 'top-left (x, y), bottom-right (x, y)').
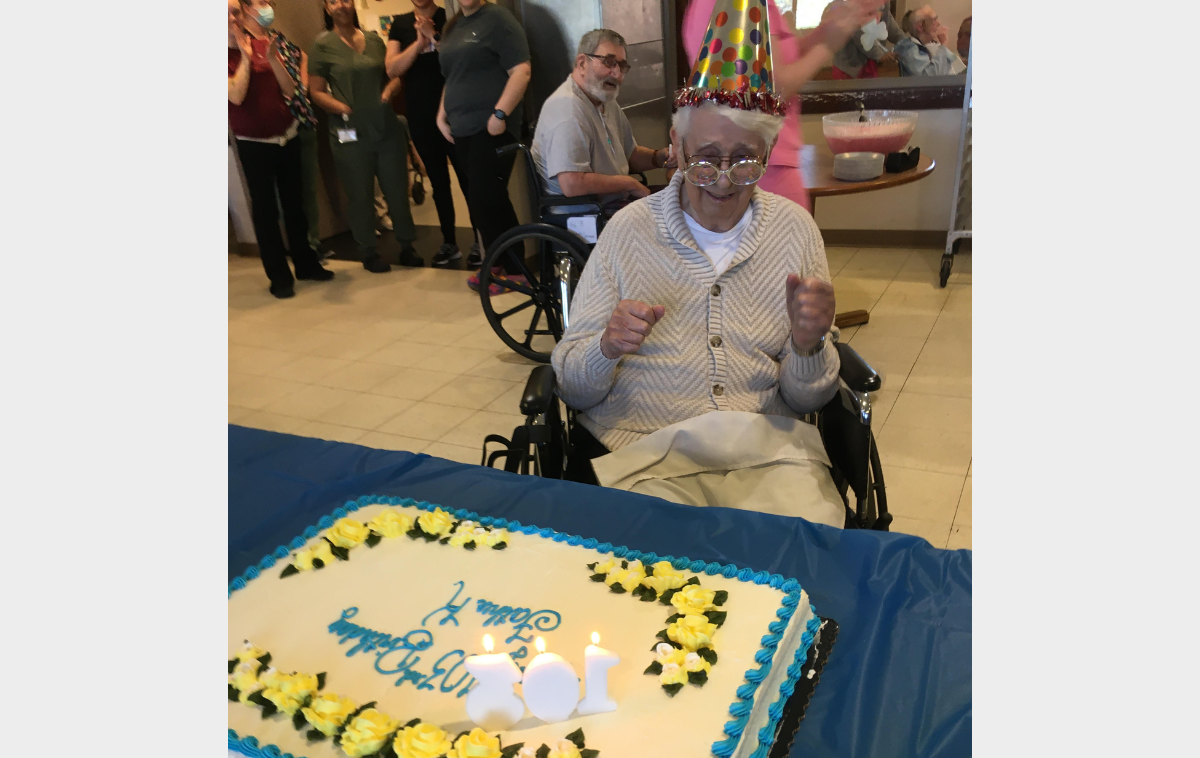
top-left (551, 81), bottom-right (845, 526)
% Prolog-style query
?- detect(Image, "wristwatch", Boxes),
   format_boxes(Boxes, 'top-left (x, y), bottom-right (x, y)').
top-left (492, 109), bottom-right (507, 121)
top-left (793, 334), bottom-right (827, 357)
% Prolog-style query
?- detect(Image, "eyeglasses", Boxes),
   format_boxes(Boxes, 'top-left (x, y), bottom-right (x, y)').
top-left (681, 144), bottom-right (767, 187)
top-left (585, 54), bottom-right (631, 74)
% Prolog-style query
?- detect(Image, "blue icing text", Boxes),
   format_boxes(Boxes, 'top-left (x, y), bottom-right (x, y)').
top-left (474, 599), bottom-right (561, 644)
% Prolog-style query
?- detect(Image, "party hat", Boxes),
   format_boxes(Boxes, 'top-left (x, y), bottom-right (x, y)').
top-left (674, 0), bottom-right (786, 116)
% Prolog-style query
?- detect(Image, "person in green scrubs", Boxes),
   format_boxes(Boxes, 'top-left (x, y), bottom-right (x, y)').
top-left (308, 0), bottom-right (422, 272)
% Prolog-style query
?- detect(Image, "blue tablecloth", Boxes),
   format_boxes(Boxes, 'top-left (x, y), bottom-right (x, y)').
top-left (229, 425), bottom-right (971, 758)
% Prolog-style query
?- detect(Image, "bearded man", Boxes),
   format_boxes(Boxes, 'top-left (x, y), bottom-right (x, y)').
top-left (531, 29), bottom-right (672, 208)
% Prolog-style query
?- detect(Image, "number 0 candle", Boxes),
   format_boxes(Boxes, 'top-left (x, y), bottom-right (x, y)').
top-left (521, 637), bottom-right (581, 723)
top-left (577, 632), bottom-right (620, 716)
top-left (463, 634), bottom-right (525, 730)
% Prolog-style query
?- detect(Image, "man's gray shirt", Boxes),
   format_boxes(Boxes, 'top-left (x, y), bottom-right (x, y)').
top-left (531, 76), bottom-right (638, 205)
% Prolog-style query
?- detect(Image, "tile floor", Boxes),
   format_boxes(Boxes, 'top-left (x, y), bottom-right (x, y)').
top-left (229, 246), bottom-right (971, 550)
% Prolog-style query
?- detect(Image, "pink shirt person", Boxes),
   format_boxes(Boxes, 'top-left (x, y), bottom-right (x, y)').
top-left (682, 0), bottom-right (813, 211)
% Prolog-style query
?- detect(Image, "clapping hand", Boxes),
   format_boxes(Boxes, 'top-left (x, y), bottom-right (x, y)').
top-left (785, 274), bottom-right (835, 352)
top-left (238, 32), bottom-right (255, 61)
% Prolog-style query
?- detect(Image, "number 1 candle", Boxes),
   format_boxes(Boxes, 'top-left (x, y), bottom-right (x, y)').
top-left (577, 632), bottom-right (620, 716)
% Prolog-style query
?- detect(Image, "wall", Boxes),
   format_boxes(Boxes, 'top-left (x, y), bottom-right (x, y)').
top-left (801, 107), bottom-right (963, 231)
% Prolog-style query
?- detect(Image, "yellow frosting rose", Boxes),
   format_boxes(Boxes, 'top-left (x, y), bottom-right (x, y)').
top-left (229, 660), bottom-right (262, 703)
top-left (393, 723), bottom-right (453, 758)
top-left (257, 666), bottom-right (286, 690)
top-left (262, 686), bottom-right (306, 716)
top-left (418, 508), bottom-right (456, 537)
top-left (294, 540), bottom-right (335, 571)
top-left (642, 562), bottom-right (687, 596)
top-left (604, 565), bottom-right (647, 593)
top-left (655, 643), bottom-right (687, 667)
top-left (279, 672), bottom-right (320, 699)
top-left (367, 509), bottom-right (414, 539)
top-left (659, 661), bottom-right (689, 686)
top-left (327, 517), bottom-right (369, 549)
top-left (483, 529), bottom-right (508, 547)
top-left (234, 641), bottom-right (267, 662)
top-left (340, 708), bottom-right (400, 757)
top-left (447, 530), bottom-right (476, 548)
top-left (301, 693), bottom-right (357, 736)
top-left (670, 584), bottom-right (717, 616)
top-left (548, 739), bottom-right (582, 758)
top-left (667, 614), bottom-right (718, 651)
top-left (591, 557), bottom-right (616, 575)
top-left (452, 727), bottom-right (502, 758)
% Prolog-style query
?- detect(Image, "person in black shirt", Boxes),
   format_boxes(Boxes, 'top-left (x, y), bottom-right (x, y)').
top-left (386, 0), bottom-right (479, 268)
top-left (435, 0), bottom-right (531, 286)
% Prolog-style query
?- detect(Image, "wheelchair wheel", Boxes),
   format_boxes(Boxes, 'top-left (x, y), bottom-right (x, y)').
top-left (478, 223), bottom-right (589, 363)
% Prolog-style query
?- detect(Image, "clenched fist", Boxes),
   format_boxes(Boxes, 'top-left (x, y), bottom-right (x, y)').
top-left (600, 300), bottom-right (666, 359)
top-left (786, 274), bottom-right (835, 352)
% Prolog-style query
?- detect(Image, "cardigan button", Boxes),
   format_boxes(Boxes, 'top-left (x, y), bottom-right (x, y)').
top-left (710, 335), bottom-right (722, 348)
top-left (710, 284), bottom-right (721, 296)
top-left (713, 384), bottom-right (724, 396)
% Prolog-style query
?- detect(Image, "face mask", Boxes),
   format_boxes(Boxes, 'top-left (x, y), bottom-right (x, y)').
top-left (255, 6), bottom-right (275, 27)
top-left (860, 19), bottom-right (887, 49)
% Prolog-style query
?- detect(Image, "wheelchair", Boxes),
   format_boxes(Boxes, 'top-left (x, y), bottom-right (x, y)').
top-left (477, 142), bottom-right (638, 363)
top-left (481, 341), bottom-right (893, 531)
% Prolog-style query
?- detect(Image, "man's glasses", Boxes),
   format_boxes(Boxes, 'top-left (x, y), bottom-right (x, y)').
top-left (585, 54), bottom-right (631, 74)
top-left (681, 145), bottom-right (767, 187)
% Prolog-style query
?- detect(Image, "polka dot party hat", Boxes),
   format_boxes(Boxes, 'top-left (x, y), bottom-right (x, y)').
top-left (674, 0), bottom-right (786, 116)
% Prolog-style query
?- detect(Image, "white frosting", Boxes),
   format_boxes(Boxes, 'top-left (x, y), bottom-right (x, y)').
top-left (229, 504), bottom-right (811, 758)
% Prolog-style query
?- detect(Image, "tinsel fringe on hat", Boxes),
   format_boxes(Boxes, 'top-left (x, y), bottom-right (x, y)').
top-left (672, 85), bottom-right (788, 117)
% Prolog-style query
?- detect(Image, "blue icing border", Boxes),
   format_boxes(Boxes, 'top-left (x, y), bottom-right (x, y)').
top-left (229, 495), bottom-right (820, 758)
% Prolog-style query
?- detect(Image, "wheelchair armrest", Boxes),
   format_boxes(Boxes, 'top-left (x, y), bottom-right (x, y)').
top-left (835, 342), bottom-right (881, 393)
top-left (539, 195), bottom-right (605, 215)
top-left (520, 365), bottom-right (558, 416)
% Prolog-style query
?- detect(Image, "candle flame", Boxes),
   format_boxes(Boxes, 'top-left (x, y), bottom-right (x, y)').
top-left (536, 636), bottom-right (546, 653)
top-left (591, 632), bottom-right (600, 645)
top-left (483, 634), bottom-right (494, 653)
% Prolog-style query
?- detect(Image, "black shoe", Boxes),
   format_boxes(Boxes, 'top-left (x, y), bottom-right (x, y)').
top-left (362, 254), bottom-right (391, 273)
top-left (398, 247), bottom-right (425, 268)
top-left (466, 243), bottom-right (483, 269)
top-left (432, 243), bottom-right (462, 267)
top-left (295, 266), bottom-right (334, 281)
top-left (269, 281), bottom-right (295, 299)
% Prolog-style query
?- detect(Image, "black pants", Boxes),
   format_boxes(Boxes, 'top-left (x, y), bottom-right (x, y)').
top-left (409, 107), bottom-right (474, 245)
top-left (236, 136), bottom-right (323, 287)
top-left (454, 130), bottom-right (520, 272)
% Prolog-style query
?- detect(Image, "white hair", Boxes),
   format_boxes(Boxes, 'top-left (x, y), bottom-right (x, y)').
top-left (671, 101), bottom-right (784, 150)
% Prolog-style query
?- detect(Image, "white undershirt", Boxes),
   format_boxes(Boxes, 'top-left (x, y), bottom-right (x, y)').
top-left (683, 204), bottom-right (753, 277)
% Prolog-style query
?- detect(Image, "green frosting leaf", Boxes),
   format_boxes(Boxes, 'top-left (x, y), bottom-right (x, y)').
top-left (665, 613), bottom-right (682, 624)
top-left (328, 543), bottom-right (351, 561)
top-left (589, 574), bottom-right (607, 583)
top-left (280, 564), bottom-right (300, 578)
top-left (247, 691), bottom-right (269, 708)
top-left (638, 592), bottom-right (657, 603)
top-left (535, 745), bottom-right (551, 758)
top-left (565, 728), bottom-right (585, 749)
top-left (312, 558), bottom-right (325, 570)
top-left (316, 672), bottom-right (326, 690)
top-left (712, 590), bottom-right (729, 606)
top-left (500, 743), bottom-right (526, 758)
top-left (406, 528), bottom-right (421, 540)
top-left (662, 682), bottom-right (684, 697)
top-left (698, 648), bottom-right (718, 665)
top-left (439, 536), bottom-right (452, 545)
top-left (620, 560), bottom-right (628, 569)
top-left (609, 584), bottom-right (627, 594)
top-left (258, 653), bottom-right (272, 666)
top-left (685, 576), bottom-right (701, 587)
top-left (404, 718), bottom-right (421, 728)
top-left (293, 708), bottom-right (308, 730)
top-left (492, 542), bottom-right (507, 550)
top-left (464, 541), bottom-right (477, 551)
top-left (260, 699), bottom-right (278, 719)
top-left (229, 684), bottom-right (240, 702)
top-left (580, 750), bottom-right (600, 758)
top-left (644, 564), bottom-right (656, 576)
top-left (655, 629), bottom-right (671, 643)
top-left (659, 588), bottom-right (679, 605)
top-left (705, 611), bottom-right (728, 627)
top-left (586, 562), bottom-right (597, 570)
top-left (644, 661), bottom-right (663, 675)
top-left (365, 533), bottom-right (382, 548)
top-left (307, 728), bottom-right (327, 742)
top-left (687, 670), bottom-right (709, 686)
top-left (228, 658), bottom-right (238, 674)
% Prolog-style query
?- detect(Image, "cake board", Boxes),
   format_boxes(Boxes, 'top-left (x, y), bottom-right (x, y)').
top-left (767, 617), bottom-right (839, 758)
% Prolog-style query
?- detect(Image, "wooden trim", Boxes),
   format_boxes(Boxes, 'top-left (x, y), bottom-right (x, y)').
top-left (801, 83), bottom-right (966, 113)
top-left (820, 229), bottom-right (947, 248)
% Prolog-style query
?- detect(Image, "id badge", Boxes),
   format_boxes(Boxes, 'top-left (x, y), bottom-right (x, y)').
top-left (337, 127), bottom-right (358, 143)
top-left (567, 215), bottom-right (599, 244)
